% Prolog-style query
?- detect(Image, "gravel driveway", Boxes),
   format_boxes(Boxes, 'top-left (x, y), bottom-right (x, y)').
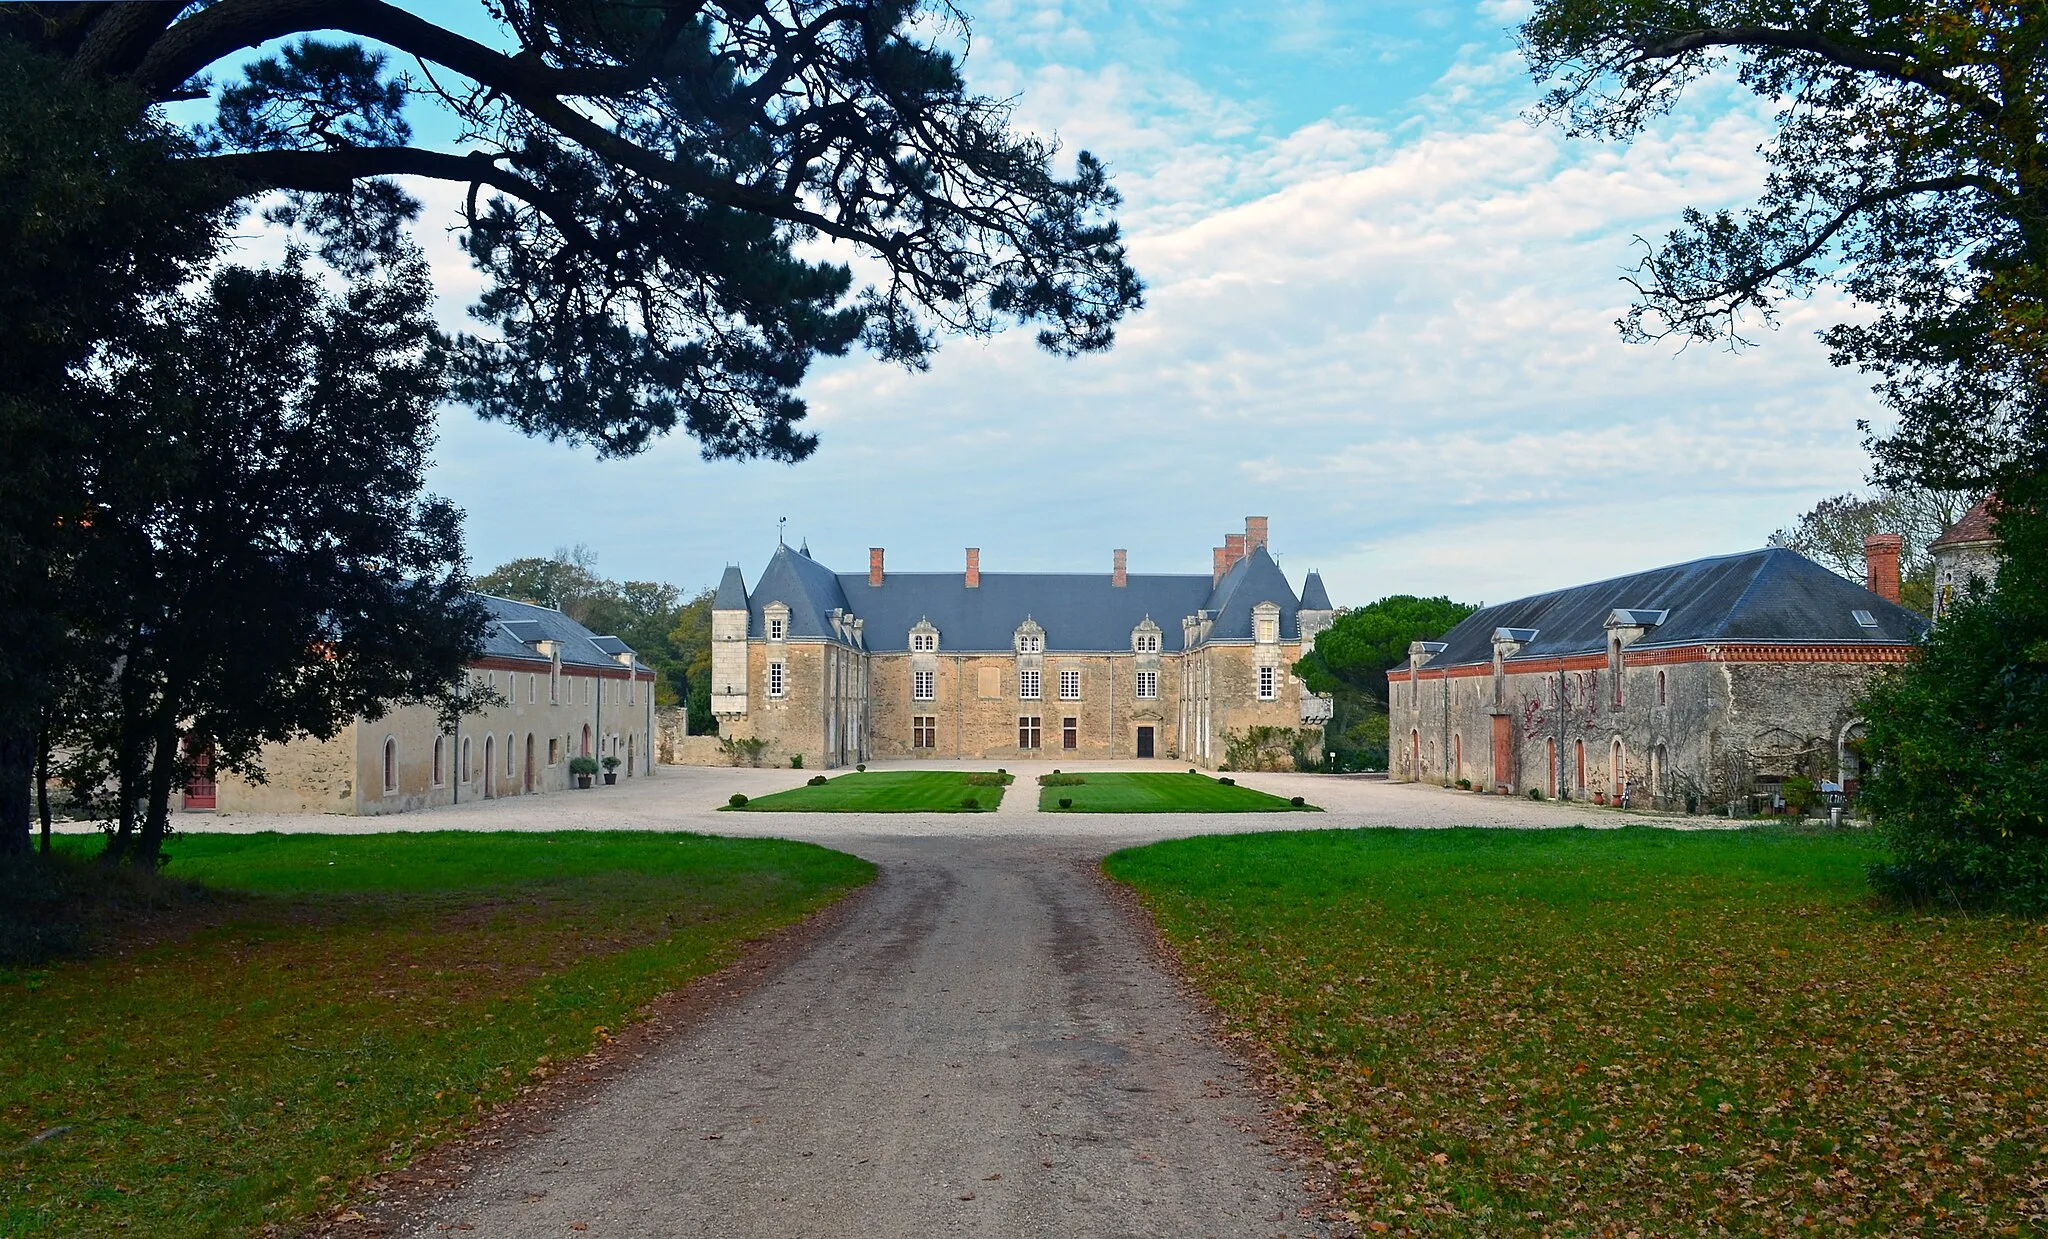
top-left (188, 764), bottom-right (1671, 1237)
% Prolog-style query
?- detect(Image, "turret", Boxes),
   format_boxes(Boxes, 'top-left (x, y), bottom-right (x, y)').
top-left (710, 564), bottom-right (749, 717)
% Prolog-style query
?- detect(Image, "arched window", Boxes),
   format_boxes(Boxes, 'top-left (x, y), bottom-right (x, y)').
top-left (382, 737), bottom-right (397, 793)
top-left (1657, 669), bottom-right (1667, 706)
top-left (1652, 743), bottom-right (1668, 804)
top-left (1574, 739), bottom-right (1586, 798)
top-left (581, 724), bottom-right (592, 757)
top-left (524, 734), bottom-right (536, 793)
top-left (432, 736), bottom-right (444, 787)
top-left (461, 737), bottom-right (471, 782)
top-left (1411, 730), bottom-right (1420, 779)
top-left (1453, 733), bottom-right (1462, 781)
top-left (1612, 737), bottom-right (1626, 803)
top-left (483, 735), bottom-right (495, 797)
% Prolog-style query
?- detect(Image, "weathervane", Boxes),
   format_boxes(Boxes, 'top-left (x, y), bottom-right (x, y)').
top-left (778, 516), bottom-right (787, 545)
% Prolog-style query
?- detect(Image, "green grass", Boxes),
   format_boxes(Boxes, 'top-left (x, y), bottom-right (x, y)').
top-left (1, 831), bottom-right (872, 1238)
top-left (1038, 771), bottom-right (1316, 813)
top-left (1104, 826), bottom-right (2048, 1236)
top-left (727, 770), bottom-right (1008, 812)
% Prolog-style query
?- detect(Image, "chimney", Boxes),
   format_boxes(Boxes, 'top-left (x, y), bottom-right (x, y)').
top-left (1112, 548), bottom-right (1127, 588)
top-left (1224, 533), bottom-right (1246, 569)
top-left (868, 547), bottom-right (884, 587)
top-left (1212, 546), bottom-right (1228, 584)
top-left (1864, 533), bottom-right (1902, 604)
top-left (965, 547), bottom-right (980, 589)
top-left (1245, 516), bottom-right (1269, 555)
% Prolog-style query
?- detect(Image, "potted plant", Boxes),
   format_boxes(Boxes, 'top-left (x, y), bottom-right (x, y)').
top-left (570, 756), bottom-right (598, 789)
top-left (601, 755), bottom-right (621, 785)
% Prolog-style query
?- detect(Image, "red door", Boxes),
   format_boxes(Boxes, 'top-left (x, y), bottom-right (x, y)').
top-left (183, 739), bottom-right (217, 809)
top-left (1490, 715), bottom-right (1513, 793)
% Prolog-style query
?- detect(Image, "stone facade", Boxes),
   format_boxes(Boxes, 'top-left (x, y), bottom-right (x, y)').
top-left (707, 520), bottom-right (1335, 768)
top-left (184, 594), bottom-right (657, 816)
top-left (1390, 548), bottom-right (1926, 810)
top-left (1929, 494), bottom-right (2002, 619)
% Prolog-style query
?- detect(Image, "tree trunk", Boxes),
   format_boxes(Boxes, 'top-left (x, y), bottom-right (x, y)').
top-left (35, 718), bottom-right (52, 855)
top-left (134, 715), bottom-right (179, 868)
top-left (0, 723), bottom-right (31, 857)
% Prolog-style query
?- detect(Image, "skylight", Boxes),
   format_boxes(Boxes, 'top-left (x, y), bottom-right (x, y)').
top-left (1852, 610), bottom-right (1878, 628)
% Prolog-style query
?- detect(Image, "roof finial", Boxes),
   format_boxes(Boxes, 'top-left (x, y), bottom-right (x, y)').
top-left (777, 515), bottom-right (787, 545)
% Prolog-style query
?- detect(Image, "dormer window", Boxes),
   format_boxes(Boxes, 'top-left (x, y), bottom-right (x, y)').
top-left (910, 620), bottom-right (939, 652)
top-left (768, 616), bottom-right (785, 640)
top-left (764, 601), bottom-right (790, 643)
top-left (1252, 602), bottom-right (1281, 645)
top-left (1132, 619), bottom-right (1163, 654)
top-left (1018, 633), bottom-right (1042, 653)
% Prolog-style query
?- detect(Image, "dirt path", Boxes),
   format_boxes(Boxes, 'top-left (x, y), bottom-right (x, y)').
top-left (397, 834), bottom-right (1345, 1238)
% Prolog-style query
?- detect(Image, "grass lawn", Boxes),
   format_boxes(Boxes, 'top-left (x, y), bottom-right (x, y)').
top-left (1104, 826), bottom-right (2048, 1236)
top-left (1038, 771), bottom-right (1316, 813)
top-left (727, 769), bottom-right (1009, 812)
top-left (0, 831), bottom-right (872, 1238)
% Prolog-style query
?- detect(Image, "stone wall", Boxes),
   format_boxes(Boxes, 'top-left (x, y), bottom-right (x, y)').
top-left (867, 651), bottom-right (1184, 760)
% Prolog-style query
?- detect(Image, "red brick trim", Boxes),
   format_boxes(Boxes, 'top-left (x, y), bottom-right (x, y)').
top-left (469, 655), bottom-right (654, 680)
top-left (1386, 642), bottom-right (1917, 683)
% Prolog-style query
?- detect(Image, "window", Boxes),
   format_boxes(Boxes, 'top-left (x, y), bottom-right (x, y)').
top-left (913, 715), bottom-right (936, 748)
top-left (433, 736), bottom-right (445, 786)
top-left (1062, 717), bottom-right (1078, 750)
top-left (1135, 669), bottom-right (1158, 699)
top-left (1017, 633), bottom-right (1042, 653)
top-left (913, 669), bottom-right (935, 701)
top-left (1657, 670), bottom-right (1667, 705)
top-left (1133, 631), bottom-right (1160, 653)
top-left (1255, 614), bottom-right (1277, 643)
top-left (1018, 716), bottom-right (1042, 749)
top-left (1258, 665), bottom-right (1277, 700)
top-left (1059, 669), bottom-right (1081, 700)
top-left (529, 672), bottom-right (537, 704)
top-left (383, 738), bottom-right (398, 792)
top-left (911, 631), bottom-right (937, 652)
top-left (506, 733), bottom-right (515, 776)
top-left (548, 738), bottom-right (560, 765)
top-left (768, 615), bottom-right (786, 640)
top-left (461, 737), bottom-right (471, 782)
top-left (1019, 668), bottom-right (1041, 700)
top-left (1609, 636), bottom-right (1623, 709)
top-left (768, 661), bottom-right (786, 697)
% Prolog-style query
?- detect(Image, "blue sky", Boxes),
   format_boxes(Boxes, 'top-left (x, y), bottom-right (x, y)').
top-left (332, 1), bottom-right (1882, 605)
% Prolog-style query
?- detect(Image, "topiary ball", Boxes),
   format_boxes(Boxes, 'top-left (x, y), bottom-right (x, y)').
top-left (856, 763), bottom-right (866, 772)
top-left (1290, 795), bottom-right (1305, 807)
top-left (961, 796), bottom-right (980, 811)
top-left (1219, 776), bottom-right (1235, 786)
top-left (1058, 797), bottom-right (1073, 809)
top-left (808, 774), bottom-right (827, 786)
top-left (728, 793), bottom-right (748, 808)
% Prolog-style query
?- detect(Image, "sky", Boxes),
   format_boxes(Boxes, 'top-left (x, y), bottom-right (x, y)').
top-left (297, 1), bottom-right (1886, 606)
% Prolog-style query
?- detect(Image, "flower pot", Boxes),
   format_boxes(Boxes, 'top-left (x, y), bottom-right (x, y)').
top-left (603, 772), bottom-right (617, 785)
top-left (576, 775), bottom-right (592, 789)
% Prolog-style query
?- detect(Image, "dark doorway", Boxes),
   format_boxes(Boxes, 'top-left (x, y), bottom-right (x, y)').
top-left (1136, 726), bottom-right (1154, 758)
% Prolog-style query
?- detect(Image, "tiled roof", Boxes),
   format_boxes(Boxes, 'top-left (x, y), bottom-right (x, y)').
top-left (1413, 548), bottom-right (1927, 672)
top-left (733, 544), bottom-right (1311, 652)
top-left (1928, 494), bottom-right (2001, 551)
top-left (1299, 570), bottom-right (1333, 612)
top-left (474, 594), bottom-right (643, 670)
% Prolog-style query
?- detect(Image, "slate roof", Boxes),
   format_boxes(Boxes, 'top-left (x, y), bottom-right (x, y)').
top-left (1928, 494), bottom-right (2001, 551)
top-left (713, 564), bottom-right (749, 610)
top-left (1413, 548), bottom-right (1928, 672)
top-left (734, 544), bottom-right (1311, 652)
top-left (1300, 571), bottom-right (1333, 612)
top-left (474, 593), bottom-right (645, 671)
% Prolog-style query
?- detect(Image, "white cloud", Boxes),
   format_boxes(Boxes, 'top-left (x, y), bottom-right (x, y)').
top-left (401, 15), bottom-right (1882, 612)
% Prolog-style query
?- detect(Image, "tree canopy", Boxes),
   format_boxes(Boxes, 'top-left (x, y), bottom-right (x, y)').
top-left (1521, 0), bottom-right (2048, 491)
top-left (1767, 486), bottom-right (1979, 615)
top-left (1296, 596), bottom-right (1480, 705)
top-left (7, 0), bottom-right (1143, 460)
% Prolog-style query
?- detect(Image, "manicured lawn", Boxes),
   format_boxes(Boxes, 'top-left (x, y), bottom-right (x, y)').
top-left (1105, 827), bottom-right (2048, 1235)
top-left (1038, 771), bottom-right (1316, 813)
top-left (728, 770), bottom-right (1009, 812)
top-left (0, 831), bottom-right (872, 1238)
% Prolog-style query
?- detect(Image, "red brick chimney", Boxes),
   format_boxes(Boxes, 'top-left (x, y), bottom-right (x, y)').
top-left (964, 547), bottom-right (979, 589)
top-left (1224, 533), bottom-right (1246, 570)
top-left (1864, 533), bottom-right (1902, 604)
top-left (868, 547), bottom-right (884, 587)
top-left (1212, 546), bottom-right (1227, 583)
top-left (1245, 516), bottom-right (1269, 555)
top-left (1112, 548), bottom-right (1127, 588)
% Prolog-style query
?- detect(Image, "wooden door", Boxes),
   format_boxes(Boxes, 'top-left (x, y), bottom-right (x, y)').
top-left (1136, 726), bottom-right (1154, 758)
top-left (1490, 714), bottom-right (1513, 793)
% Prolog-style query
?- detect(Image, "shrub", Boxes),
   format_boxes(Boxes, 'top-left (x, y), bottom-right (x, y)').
top-left (1290, 795), bottom-right (1305, 807)
top-left (1058, 797), bottom-right (1073, 809)
top-left (1529, 788), bottom-right (1544, 801)
top-left (569, 756), bottom-right (599, 776)
top-left (727, 793), bottom-right (748, 808)
top-left (965, 772), bottom-right (1011, 786)
top-left (790, 753), bottom-right (804, 769)
top-left (856, 763), bottom-right (866, 772)
top-left (1862, 481), bottom-right (2048, 913)
top-left (960, 796), bottom-right (980, 811)
top-left (717, 736), bottom-right (768, 767)
top-left (600, 754), bottom-right (621, 772)
top-left (997, 768), bottom-right (1006, 774)
top-left (1218, 776), bottom-right (1235, 786)
top-left (807, 774), bottom-right (827, 786)
top-left (1455, 777), bottom-right (1471, 790)
top-left (1037, 773), bottom-right (1086, 787)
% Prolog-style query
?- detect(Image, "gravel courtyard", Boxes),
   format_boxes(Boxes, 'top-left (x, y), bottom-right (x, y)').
top-left (176, 765), bottom-right (1674, 1238)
